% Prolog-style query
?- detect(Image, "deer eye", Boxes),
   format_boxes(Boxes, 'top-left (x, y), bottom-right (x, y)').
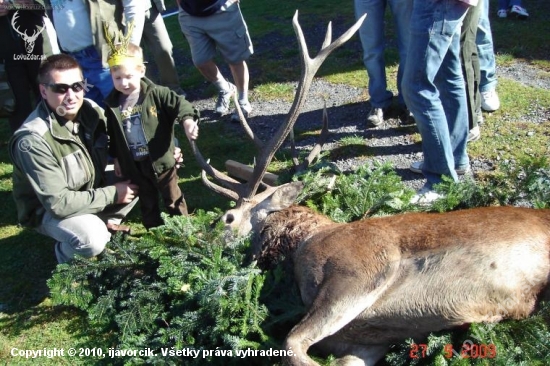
top-left (224, 213), bottom-right (235, 225)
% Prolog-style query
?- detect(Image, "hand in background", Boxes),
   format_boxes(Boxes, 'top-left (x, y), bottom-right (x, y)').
top-left (114, 180), bottom-right (139, 204)
top-left (113, 157), bottom-right (123, 177)
top-left (174, 146), bottom-right (183, 169)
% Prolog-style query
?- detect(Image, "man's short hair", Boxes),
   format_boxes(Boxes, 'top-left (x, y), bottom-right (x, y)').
top-left (38, 54), bottom-right (83, 84)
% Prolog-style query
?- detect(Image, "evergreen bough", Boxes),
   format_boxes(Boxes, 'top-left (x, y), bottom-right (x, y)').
top-left (48, 160), bottom-right (550, 365)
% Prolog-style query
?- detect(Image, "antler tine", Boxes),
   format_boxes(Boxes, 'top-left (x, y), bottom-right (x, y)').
top-left (295, 102), bottom-right (330, 172)
top-left (232, 93), bottom-right (262, 150)
top-left (241, 11), bottom-right (366, 200)
top-left (200, 169), bottom-right (240, 201)
top-left (189, 140), bottom-right (244, 200)
top-left (11, 11), bottom-right (25, 37)
top-left (290, 101), bottom-right (329, 169)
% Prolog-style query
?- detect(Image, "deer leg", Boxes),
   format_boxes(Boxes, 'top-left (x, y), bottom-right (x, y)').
top-left (283, 264), bottom-right (399, 366)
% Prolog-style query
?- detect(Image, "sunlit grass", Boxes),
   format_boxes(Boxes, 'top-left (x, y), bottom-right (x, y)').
top-left (2, 0), bottom-right (550, 363)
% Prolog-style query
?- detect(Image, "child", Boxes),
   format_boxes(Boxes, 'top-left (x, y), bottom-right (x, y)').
top-left (104, 40), bottom-right (200, 229)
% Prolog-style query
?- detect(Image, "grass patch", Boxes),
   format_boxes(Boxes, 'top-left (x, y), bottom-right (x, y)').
top-left (1, 0), bottom-right (550, 364)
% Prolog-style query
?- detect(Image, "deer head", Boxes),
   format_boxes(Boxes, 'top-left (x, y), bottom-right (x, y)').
top-left (190, 11), bottom-right (366, 236)
top-left (11, 10), bottom-right (45, 54)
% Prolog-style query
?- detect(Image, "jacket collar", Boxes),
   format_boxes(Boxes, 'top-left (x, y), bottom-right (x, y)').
top-left (104, 77), bottom-right (156, 108)
top-left (36, 99), bottom-right (99, 141)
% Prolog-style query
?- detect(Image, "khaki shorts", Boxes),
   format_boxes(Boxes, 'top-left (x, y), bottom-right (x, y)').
top-left (178, 2), bottom-right (254, 66)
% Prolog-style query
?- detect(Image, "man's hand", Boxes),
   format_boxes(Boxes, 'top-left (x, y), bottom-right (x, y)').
top-left (114, 180), bottom-right (139, 204)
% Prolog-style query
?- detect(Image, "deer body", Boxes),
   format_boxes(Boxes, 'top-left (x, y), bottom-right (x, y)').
top-left (253, 202), bottom-right (550, 365)
top-left (189, 11), bottom-right (550, 365)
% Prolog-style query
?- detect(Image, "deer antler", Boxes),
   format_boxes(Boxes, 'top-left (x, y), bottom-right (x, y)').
top-left (291, 103), bottom-right (330, 171)
top-left (11, 11), bottom-right (27, 39)
top-left (191, 11), bottom-right (366, 205)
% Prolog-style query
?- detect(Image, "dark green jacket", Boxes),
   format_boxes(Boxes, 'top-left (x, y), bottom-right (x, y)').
top-left (104, 77), bottom-right (199, 179)
top-left (9, 99), bottom-right (116, 227)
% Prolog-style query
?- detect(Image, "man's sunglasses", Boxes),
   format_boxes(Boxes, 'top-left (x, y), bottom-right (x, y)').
top-left (43, 82), bottom-right (85, 94)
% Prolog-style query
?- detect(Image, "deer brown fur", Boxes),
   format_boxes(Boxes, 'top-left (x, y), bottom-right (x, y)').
top-left (237, 182), bottom-right (550, 365)
top-left (188, 12), bottom-right (550, 365)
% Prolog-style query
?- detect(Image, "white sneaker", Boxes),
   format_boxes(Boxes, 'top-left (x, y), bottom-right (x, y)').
top-left (481, 90), bottom-right (500, 112)
top-left (230, 101), bottom-right (252, 123)
top-left (410, 186), bottom-right (443, 205)
top-left (367, 107), bottom-right (384, 126)
top-left (509, 5), bottom-right (529, 19)
top-left (410, 161), bottom-right (470, 175)
top-left (497, 9), bottom-right (508, 18)
top-left (468, 125), bottom-right (481, 142)
top-left (215, 83), bottom-right (236, 115)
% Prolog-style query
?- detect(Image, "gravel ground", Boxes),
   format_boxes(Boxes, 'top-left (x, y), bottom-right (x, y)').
top-left (185, 60), bottom-right (550, 192)
top-left (154, 11), bottom-right (549, 192)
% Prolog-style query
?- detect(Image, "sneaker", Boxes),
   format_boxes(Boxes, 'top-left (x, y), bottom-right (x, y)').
top-left (481, 90), bottom-right (500, 112)
top-left (367, 107), bottom-right (384, 126)
top-left (215, 83), bottom-right (236, 115)
top-left (399, 108), bottom-right (416, 126)
top-left (230, 101), bottom-right (252, 123)
top-left (410, 185), bottom-right (443, 205)
top-left (468, 125), bottom-right (481, 142)
top-left (497, 9), bottom-right (507, 18)
top-left (509, 5), bottom-right (529, 19)
top-left (410, 161), bottom-right (470, 175)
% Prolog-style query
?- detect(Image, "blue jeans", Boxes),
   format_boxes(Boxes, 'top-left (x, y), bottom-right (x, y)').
top-left (354, 0), bottom-right (412, 109)
top-left (36, 199), bottom-right (138, 264)
top-left (498, 0), bottom-right (521, 10)
top-left (402, 0), bottom-right (470, 187)
top-left (69, 46), bottom-right (114, 107)
top-left (477, 0), bottom-right (497, 93)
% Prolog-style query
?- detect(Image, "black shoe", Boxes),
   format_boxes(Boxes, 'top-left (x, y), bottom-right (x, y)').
top-left (399, 108), bottom-right (416, 126)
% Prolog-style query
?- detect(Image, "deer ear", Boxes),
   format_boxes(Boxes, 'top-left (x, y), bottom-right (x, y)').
top-left (265, 181), bottom-right (304, 211)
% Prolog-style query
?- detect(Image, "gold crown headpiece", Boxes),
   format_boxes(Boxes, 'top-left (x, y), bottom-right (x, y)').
top-left (104, 21), bottom-right (142, 68)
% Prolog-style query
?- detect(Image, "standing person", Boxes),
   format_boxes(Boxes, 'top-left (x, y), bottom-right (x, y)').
top-left (176, 0), bottom-right (253, 122)
top-left (403, 0), bottom-right (477, 204)
top-left (0, 0), bottom-right (57, 132)
top-left (104, 40), bottom-right (200, 229)
top-left (460, 0), bottom-right (483, 142)
top-left (46, 0), bottom-right (147, 107)
top-left (143, 0), bottom-right (185, 94)
top-left (9, 54), bottom-right (139, 264)
top-left (354, 0), bottom-right (412, 127)
top-left (497, 0), bottom-right (529, 18)
top-left (477, 0), bottom-right (500, 112)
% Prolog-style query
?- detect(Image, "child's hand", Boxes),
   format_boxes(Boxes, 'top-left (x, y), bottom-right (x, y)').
top-left (174, 146), bottom-right (183, 169)
top-left (182, 118), bottom-right (199, 140)
top-left (114, 158), bottom-right (123, 177)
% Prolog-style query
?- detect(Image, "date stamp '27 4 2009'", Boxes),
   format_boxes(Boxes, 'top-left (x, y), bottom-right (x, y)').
top-left (409, 342), bottom-right (497, 359)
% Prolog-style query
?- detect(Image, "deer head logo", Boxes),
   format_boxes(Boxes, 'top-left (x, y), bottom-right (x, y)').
top-left (11, 10), bottom-right (45, 54)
